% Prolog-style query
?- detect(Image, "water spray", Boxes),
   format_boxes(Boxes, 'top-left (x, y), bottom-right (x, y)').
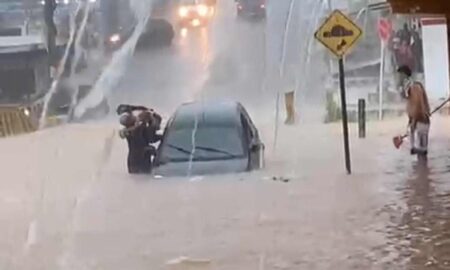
top-left (74, 0), bottom-right (154, 120)
top-left (187, 109), bottom-right (199, 177)
top-left (66, 2), bottom-right (93, 122)
top-left (39, 1), bottom-right (88, 129)
top-left (297, 0), bottom-right (326, 106)
top-left (273, 0), bottom-right (296, 152)
top-left (70, 2), bottom-right (92, 77)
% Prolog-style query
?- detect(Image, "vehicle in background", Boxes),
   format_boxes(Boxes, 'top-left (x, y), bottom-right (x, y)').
top-left (105, 18), bottom-right (174, 52)
top-left (102, 0), bottom-right (175, 53)
top-left (176, 0), bottom-right (215, 28)
top-left (153, 100), bottom-right (265, 177)
top-left (235, 0), bottom-right (266, 19)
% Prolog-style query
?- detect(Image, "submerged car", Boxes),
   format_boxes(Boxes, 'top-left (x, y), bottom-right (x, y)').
top-left (153, 100), bottom-right (265, 177)
top-left (176, 0), bottom-right (214, 28)
top-left (235, 0), bottom-right (266, 19)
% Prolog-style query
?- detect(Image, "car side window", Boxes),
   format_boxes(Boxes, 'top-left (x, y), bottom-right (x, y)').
top-left (240, 107), bottom-right (255, 138)
top-left (240, 113), bottom-right (252, 143)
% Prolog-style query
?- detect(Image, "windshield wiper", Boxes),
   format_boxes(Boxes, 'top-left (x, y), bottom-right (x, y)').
top-left (166, 144), bottom-right (192, 155)
top-left (166, 144), bottom-right (239, 158)
top-left (195, 146), bottom-right (239, 158)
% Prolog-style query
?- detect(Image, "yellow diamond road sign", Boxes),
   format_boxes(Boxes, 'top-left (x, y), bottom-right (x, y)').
top-left (315, 10), bottom-right (363, 58)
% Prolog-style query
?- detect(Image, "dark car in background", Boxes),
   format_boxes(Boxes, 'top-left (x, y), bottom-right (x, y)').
top-left (103, 0), bottom-right (175, 53)
top-left (105, 18), bottom-right (174, 52)
top-left (235, 0), bottom-right (266, 19)
top-left (153, 100), bottom-right (265, 177)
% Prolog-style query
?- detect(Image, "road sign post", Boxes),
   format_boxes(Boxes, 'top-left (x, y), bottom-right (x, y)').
top-left (314, 10), bottom-right (363, 175)
top-left (339, 58), bottom-right (352, 174)
top-left (358, 98), bottom-right (366, 139)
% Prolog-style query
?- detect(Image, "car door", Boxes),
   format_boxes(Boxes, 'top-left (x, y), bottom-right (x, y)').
top-left (239, 106), bottom-right (263, 170)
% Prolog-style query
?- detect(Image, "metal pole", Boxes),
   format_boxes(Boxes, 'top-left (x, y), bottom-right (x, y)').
top-left (339, 58), bottom-right (351, 174)
top-left (378, 40), bottom-right (385, 120)
top-left (358, 98), bottom-right (366, 138)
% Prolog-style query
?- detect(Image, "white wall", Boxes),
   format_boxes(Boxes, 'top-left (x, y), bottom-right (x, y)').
top-left (422, 20), bottom-right (450, 101)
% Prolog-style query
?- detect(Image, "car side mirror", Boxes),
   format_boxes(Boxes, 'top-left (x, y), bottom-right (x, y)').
top-left (249, 140), bottom-right (259, 152)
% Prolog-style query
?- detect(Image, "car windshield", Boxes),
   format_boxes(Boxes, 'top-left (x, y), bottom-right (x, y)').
top-left (161, 126), bottom-right (245, 162)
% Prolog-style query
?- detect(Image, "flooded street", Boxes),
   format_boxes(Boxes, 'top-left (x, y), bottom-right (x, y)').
top-left (1, 0), bottom-right (450, 269)
top-left (0, 117), bottom-right (449, 269)
top-left (379, 119), bottom-right (450, 270)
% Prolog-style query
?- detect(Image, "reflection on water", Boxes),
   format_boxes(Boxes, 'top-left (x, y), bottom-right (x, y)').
top-left (383, 143), bottom-right (450, 269)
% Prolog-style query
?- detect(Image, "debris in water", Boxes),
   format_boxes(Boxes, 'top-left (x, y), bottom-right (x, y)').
top-left (425, 256), bottom-right (438, 267)
top-left (189, 176), bottom-right (204, 182)
top-left (24, 221), bottom-right (38, 251)
top-left (166, 256), bottom-right (212, 270)
top-left (272, 176), bottom-right (291, 183)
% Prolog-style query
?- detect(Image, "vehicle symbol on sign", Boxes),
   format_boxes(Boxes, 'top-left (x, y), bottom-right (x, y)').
top-left (323, 24), bottom-right (354, 51)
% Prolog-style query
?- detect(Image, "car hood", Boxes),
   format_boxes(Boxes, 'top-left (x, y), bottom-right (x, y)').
top-left (153, 158), bottom-right (248, 177)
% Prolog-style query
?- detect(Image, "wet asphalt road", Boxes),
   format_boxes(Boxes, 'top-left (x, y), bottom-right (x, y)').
top-left (379, 120), bottom-right (450, 270)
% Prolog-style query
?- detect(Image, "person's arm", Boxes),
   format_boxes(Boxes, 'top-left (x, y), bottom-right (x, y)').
top-left (116, 104), bottom-right (150, 115)
top-left (119, 124), bottom-right (139, 139)
top-left (423, 91), bottom-right (431, 116)
top-left (421, 84), bottom-right (431, 115)
top-left (130, 105), bottom-right (149, 111)
top-left (400, 84), bottom-right (410, 99)
top-left (119, 128), bottom-right (129, 139)
top-left (416, 82), bottom-right (431, 115)
top-left (151, 112), bottom-right (162, 129)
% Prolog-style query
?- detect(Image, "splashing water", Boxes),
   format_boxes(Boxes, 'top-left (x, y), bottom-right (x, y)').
top-left (70, 2), bottom-right (92, 77)
top-left (187, 107), bottom-right (200, 177)
top-left (38, 1), bottom-right (87, 130)
top-left (297, 0), bottom-right (330, 103)
top-left (73, 0), bottom-right (154, 119)
top-left (273, 0), bottom-right (295, 151)
top-left (65, 1), bottom-right (93, 119)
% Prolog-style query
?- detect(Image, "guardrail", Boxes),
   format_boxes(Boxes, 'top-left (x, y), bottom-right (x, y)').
top-left (0, 97), bottom-right (63, 138)
top-left (0, 105), bottom-right (35, 137)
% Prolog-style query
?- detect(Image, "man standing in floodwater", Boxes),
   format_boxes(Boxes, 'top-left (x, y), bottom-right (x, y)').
top-left (397, 65), bottom-right (431, 156)
top-left (117, 105), bottom-right (162, 174)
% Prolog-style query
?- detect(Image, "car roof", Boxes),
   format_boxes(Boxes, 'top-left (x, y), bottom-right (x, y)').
top-left (171, 100), bottom-right (242, 129)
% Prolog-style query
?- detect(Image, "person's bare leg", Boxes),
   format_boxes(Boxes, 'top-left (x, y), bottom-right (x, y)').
top-left (409, 124), bottom-right (416, 155)
top-left (284, 91), bottom-right (296, 125)
top-left (416, 122), bottom-right (430, 155)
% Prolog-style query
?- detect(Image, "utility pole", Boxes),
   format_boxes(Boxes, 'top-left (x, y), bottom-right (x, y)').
top-left (43, 0), bottom-right (58, 67)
